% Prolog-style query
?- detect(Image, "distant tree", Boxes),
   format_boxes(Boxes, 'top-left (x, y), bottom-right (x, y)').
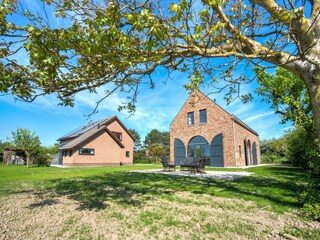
top-left (0, 140), bottom-right (13, 163)
top-left (10, 128), bottom-right (41, 167)
top-left (144, 129), bottom-right (169, 147)
top-left (260, 138), bottom-right (287, 164)
top-left (42, 143), bottom-right (59, 154)
top-left (128, 129), bottom-right (142, 150)
top-left (148, 143), bottom-right (168, 162)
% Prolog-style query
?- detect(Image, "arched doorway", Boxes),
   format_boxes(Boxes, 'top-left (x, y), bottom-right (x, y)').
top-left (210, 133), bottom-right (224, 167)
top-left (188, 136), bottom-right (209, 160)
top-left (252, 142), bottom-right (258, 165)
top-left (244, 139), bottom-right (252, 166)
top-left (174, 138), bottom-right (186, 166)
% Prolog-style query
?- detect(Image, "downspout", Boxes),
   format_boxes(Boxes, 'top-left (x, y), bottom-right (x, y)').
top-left (232, 118), bottom-right (236, 166)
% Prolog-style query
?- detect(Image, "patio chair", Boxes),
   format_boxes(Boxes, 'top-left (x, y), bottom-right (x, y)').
top-left (190, 158), bottom-right (206, 173)
top-left (161, 156), bottom-right (176, 171)
top-left (180, 157), bottom-right (194, 171)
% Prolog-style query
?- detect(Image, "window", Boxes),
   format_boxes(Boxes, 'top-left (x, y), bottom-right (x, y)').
top-left (188, 136), bottom-right (209, 158)
top-left (187, 112), bottom-right (194, 126)
top-left (64, 151), bottom-right (67, 157)
top-left (199, 109), bottom-right (207, 124)
top-left (69, 150), bottom-right (72, 157)
top-left (112, 131), bottom-right (122, 141)
top-left (126, 151), bottom-right (130, 157)
top-left (79, 148), bottom-right (95, 155)
top-left (239, 145), bottom-right (242, 156)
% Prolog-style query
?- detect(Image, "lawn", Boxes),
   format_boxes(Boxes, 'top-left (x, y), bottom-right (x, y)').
top-left (0, 164), bottom-right (319, 239)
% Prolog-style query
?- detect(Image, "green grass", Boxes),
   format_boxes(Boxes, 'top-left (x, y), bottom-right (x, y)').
top-left (0, 164), bottom-right (310, 213)
top-left (0, 164), bottom-right (318, 239)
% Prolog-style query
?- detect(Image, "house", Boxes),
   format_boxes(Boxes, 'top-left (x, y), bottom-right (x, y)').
top-left (170, 90), bottom-right (260, 167)
top-left (57, 116), bottom-right (134, 166)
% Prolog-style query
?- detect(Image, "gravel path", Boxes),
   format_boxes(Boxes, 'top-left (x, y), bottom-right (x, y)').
top-left (130, 169), bottom-right (253, 180)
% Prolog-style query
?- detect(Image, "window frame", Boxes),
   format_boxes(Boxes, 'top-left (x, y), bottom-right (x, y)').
top-left (187, 111), bottom-right (194, 126)
top-left (199, 109), bottom-right (207, 124)
top-left (78, 148), bottom-right (95, 155)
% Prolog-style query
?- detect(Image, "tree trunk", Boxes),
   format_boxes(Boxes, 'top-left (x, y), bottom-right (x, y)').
top-left (26, 153), bottom-right (30, 168)
top-left (304, 71), bottom-right (320, 143)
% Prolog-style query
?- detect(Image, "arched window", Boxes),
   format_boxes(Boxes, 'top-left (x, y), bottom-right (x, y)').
top-left (188, 136), bottom-right (209, 159)
top-left (174, 138), bottom-right (186, 165)
top-left (210, 133), bottom-right (224, 167)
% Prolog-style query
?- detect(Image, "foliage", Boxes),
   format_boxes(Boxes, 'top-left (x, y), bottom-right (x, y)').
top-left (144, 129), bottom-right (169, 147)
top-left (9, 128), bottom-right (41, 166)
top-left (34, 152), bottom-right (52, 167)
top-left (0, 140), bottom-right (13, 163)
top-left (255, 67), bottom-right (312, 127)
top-left (133, 149), bottom-right (151, 164)
top-left (260, 138), bottom-right (287, 164)
top-left (147, 143), bottom-right (168, 162)
top-left (128, 128), bottom-right (142, 150)
top-left (297, 178), bottom-right (320, 221)
top-left (1, 1), bottom-right (320, 143)
top-left (285, 126), bottom-right (320, 173)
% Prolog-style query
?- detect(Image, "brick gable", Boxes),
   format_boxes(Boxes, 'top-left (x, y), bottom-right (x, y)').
top-left (170, 90), bottom-right (260, 167)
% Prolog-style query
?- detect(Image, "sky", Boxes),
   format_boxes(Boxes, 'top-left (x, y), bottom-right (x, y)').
top-left (0, 0), bottom-right (293, 146)
top-left (0, 68), bottom-right (291, 146)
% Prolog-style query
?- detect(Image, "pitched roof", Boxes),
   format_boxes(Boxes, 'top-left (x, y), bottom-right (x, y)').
top-left (170, 90), bottom-right (259, 136)
top-left (58, 115), bottom-right (133, 150)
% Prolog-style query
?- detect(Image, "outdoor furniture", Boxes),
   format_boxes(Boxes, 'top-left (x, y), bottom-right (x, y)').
top-left (161, 156), bottom-right (176, 171)
top-left (190, 158), bottom-right (206, 173)
top-left (180, 157), bottom-right (194, 171)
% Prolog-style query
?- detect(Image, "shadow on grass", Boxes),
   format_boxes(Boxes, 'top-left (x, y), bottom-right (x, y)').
top-left (27, 166), bottom-right (308, 213)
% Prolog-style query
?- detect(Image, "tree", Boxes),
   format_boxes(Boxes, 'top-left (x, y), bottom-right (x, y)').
top-left (144, 129), bottom-right (169, 147)
top-left (10, 128), bottom-right (41, 167)
top-left (128, 128), bottom-right (142, 150)
top-left (148, 143), bottom-right (168, 162)
top-left (255, 67), bottom-right (313, 128)
top-left (1, 0), bottom-right (320, 141)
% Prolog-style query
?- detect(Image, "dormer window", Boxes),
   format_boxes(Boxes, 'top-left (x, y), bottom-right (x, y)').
top-left (188, 112), bottom-right (194, 126)
top-left (112, 131), bottom-right (122, 141)
top-left (199, 109), bottom-right (207, 124)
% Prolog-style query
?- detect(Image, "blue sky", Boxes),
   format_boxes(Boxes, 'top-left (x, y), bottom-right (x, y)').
top-left (0, 0), bottom-right (293, 146)
top-left (0, 69), bottom-right (291, 146)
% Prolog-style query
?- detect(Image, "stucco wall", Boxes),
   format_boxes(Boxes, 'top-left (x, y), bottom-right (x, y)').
top-left (62, 119), bottom-right (133, 166)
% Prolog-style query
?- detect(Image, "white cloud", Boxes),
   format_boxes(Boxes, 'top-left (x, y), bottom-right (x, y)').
top-left (242, 111), bottom-right (274, 123)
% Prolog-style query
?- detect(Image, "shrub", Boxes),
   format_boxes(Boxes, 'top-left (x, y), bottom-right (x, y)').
top-left (261, 154), bottom-right (286, 164)
top-left (34, 153), bottom-right (52, 166)
top-left (285, 126), bottom-right (320, 173)
top-left (298, 178), bottom-right (320, 221)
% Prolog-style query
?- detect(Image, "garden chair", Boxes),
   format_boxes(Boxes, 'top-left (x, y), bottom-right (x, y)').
top-left (180, 157), bottom-right (194, 171)
top-left (161, 156), bottom-right (176, 171)
top-left (190, 158), bottom-right (206, 173)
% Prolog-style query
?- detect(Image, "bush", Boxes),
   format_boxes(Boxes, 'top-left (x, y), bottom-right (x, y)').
top-left (285, 126), bottom-right (320, 173)
top-left (261, 154), bottom-right (286, 164)
top-left (298, 178), bottom-right (320, 221)
top-left (34, 153), bottom-right (52, 166)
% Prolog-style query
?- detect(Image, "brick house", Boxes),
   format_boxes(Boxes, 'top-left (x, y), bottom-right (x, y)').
top-left (58, 116), bottom-right (134, 166)
top-left (170, 91), bottom-right (260, 167)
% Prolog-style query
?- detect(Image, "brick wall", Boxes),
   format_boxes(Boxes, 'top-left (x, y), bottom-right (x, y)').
top-left (170, 91), bottom-right (260, 166)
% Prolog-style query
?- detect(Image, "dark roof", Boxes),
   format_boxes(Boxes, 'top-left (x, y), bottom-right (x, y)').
top-left (58, 118), bottom-right (110, 141)
top-left (59, 116), bottom-right (133, 150)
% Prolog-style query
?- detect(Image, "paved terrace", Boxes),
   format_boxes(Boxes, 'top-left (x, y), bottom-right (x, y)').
top-left (130, 170), bottom-right (253, 181)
